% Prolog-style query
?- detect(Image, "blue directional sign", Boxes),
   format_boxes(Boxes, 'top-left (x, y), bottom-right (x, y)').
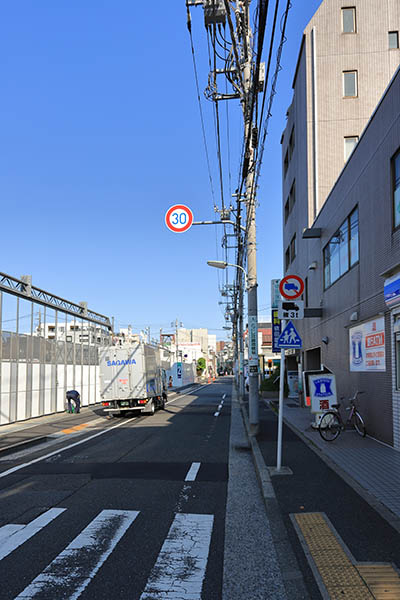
top-left (277, 320), bottom-right (302, 349)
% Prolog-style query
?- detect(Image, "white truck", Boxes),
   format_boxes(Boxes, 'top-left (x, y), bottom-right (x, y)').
top-left (99, 342), bottom-right (168, 416)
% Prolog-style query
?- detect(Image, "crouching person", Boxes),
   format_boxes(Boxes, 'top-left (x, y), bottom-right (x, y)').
top-left (66, 390), bottom-right (81, 414)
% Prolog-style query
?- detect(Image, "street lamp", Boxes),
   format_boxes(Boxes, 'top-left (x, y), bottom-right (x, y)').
top-left (206, 260), bottom-right (248, 289)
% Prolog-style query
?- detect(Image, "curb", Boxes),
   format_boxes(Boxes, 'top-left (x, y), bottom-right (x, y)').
top-left (268, 399), bottom-right (400, 537)
top-left (239, 398), bottom-right (310, 600)
top-left (0, 435), bottom-right (49, 457)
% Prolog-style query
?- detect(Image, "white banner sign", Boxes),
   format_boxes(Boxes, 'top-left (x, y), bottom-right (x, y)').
top-left (349, 316), bottom-right (385, 372)
top-left (248, 315), bottom-right (258, 366)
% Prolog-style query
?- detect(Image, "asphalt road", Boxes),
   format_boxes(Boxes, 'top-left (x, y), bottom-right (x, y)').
top-left (0, 380), bottom-right (232, 600)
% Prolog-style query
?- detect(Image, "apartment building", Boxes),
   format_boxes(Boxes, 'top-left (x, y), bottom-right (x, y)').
top-left (282, 0), bottom-right (400, 270)
top-left (280, 0), bottom-right (400, 446)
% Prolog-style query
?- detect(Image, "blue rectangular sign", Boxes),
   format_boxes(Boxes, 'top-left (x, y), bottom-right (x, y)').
top-left (272, 309), bottom-right (281, 353)
top-left (384, 273), bottom-right (400, 307)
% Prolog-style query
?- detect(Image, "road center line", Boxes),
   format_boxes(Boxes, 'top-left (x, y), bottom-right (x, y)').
top-left (214, 411), bottom-right (220, 417)
top-left (15, 509), bottom-right (139, 599)
top-left (185, 462), bottom-right (201, 481)
top-left (222, 394), bottom-right (226, 399)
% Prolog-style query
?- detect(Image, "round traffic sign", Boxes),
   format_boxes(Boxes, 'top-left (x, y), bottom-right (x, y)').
top-left (165, 205), bottom-right (193, 233)
top-left (279, 275), bottom-right (304, 300)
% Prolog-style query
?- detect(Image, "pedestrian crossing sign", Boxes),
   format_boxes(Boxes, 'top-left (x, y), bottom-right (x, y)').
top-left (277, 320), bottom-right (302, 349)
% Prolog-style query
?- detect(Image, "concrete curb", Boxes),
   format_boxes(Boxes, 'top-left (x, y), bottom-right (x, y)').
top-left (0, 435), bottom-right (49, 457)
top-left (239, 397), bottom-right (310, 599)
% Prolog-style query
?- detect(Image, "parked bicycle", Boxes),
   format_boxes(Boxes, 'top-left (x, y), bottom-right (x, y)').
top-left (318, 390), bottom-right (366, 441)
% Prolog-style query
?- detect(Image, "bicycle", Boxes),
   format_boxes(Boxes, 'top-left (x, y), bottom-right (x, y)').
top-left (318, 390), bottom-right (366, 441)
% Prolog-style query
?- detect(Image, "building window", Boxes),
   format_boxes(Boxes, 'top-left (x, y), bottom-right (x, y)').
top-left (393, 149), bottom-right (400, 229)
top-left (344, 136), bottom-right (358, 161)
top-left (284, 198), bottom-right (290, 223)
top-left (290, 234), bottom-right (296, 263)
top-left (289, 127), bottom-right (295, 159)
top-left (284, 180), bottom-right (296, 222)
top-left (324, 208), bottom-right (358, 288)
top-left (342, 7), bottom-right (356, 33)
top-left (289, 180), bottom-right (296, 210)
top-left (285, 247), bottom-right (290, 271)
top-left (343, 70), bottom-right (358, 97)
top-left (284, 150), bottom-right (289, 177)
top-left (389, 31), bottom-right (399, 50)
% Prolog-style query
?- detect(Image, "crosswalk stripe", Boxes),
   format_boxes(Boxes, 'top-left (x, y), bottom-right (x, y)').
top-left (0, 508), bottom-right (66, 561)
top-left (185, 462), bottom-right (201, 481)
top-left (15, 509), bottom-right (139, 599)
top-left (140, 512), bottom-right (214, 600)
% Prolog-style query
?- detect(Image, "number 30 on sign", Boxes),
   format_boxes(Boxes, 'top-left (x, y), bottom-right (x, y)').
top-left (165, 205), bottom-right (193, 233)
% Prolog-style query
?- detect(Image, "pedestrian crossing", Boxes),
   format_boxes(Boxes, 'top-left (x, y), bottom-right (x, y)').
top-left (0, 508), bottom-right (215, 600)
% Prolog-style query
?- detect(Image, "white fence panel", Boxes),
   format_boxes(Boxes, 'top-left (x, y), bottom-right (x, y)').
top-left (0, 363), bottom-right (10, 424)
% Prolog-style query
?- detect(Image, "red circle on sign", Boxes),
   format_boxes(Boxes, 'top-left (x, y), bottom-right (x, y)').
top-left (165, 205), bottom-right (193, 233)
top-left (279, 275), bottom-right (304, 299)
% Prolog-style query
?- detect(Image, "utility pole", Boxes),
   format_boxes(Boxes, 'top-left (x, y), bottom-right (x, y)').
top-left (241, 0), bottom-right (259, 435)
top-left (187, 0), bottom-right (261, 432)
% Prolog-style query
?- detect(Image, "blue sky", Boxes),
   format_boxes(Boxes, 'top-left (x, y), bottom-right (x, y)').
top-left (0, 1), bottom-right (322, 340)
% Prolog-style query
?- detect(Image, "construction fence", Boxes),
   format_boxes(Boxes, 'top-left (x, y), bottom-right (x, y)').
top-left (0, 274), bottom-right (111, 425)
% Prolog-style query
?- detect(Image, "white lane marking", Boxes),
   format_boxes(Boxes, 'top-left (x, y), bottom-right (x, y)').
top-left (222, 393), bottom-right (226, 399)
top-left (214, 411), bottom-right (220, 417)
top-left (218, 404), bottom-right (223, 410)
top-left (15, 509), bottom-right (139, 599)
top-left (166, 384), bottom-right (208, 406)
top-left (0, 417), bottom-right (137, 480)
top-left (0, 508), bottom-right (66, 561)
top-left (185, 462), bottom-right (201, 482)
top-left (140, 513), bottom-right (214, 600)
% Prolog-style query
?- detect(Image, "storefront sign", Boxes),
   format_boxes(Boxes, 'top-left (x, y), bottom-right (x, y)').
top-left (384, 272), bottom-right (400, 307)
top-left (349, 316), bottom-right (386, 372)
top-left (309, 373), bottom-right (337, 413)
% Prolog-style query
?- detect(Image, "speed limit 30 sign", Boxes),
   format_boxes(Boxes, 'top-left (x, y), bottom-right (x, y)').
top-left (165, 205), bottom-right (193, 233)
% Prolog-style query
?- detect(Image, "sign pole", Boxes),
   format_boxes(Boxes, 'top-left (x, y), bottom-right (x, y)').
top-left (277, 319), bottom-right (286, 471)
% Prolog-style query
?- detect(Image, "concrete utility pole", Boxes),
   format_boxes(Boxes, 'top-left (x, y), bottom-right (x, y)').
top-left (241, 0), bottom-right (259, 435)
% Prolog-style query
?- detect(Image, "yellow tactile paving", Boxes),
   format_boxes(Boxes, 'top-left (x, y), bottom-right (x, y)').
top-left (61, 423), bottom-right (90, 434)
top-left (294, 513), bottom-right (374, 598)
top-left (357, 564), bottom-right (400, 599)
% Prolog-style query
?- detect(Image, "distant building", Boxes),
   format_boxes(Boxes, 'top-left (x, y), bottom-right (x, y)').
top-left (36, 321), bottom-right (110, 345)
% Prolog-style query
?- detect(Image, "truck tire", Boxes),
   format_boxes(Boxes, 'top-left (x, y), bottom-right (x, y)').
top-left (144, 401), bottom-right (155, 415)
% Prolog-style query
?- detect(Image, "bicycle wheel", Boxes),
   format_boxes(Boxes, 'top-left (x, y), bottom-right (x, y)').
top-left (353, 411), bottom-right (366, 437)
top-left (319, 411), bottom-right (341, 441)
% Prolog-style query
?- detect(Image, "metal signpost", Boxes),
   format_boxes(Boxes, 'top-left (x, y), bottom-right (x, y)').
top-left (275, 275), bottom-right (304, 473)
top-left (165, 205), bottom-right (194, 233)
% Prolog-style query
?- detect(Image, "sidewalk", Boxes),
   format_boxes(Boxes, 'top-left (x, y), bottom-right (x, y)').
top-left (246, 394), bottom-right (400, 529)
top-left (275, 396), bottom-right (400, 525)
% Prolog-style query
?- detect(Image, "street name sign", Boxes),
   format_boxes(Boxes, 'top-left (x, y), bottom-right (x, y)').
top-left (277, 320), bottom-right (302, 349)
top-left (278, 300), bottom-right (304, 320)
top-left (165, 205), bottom-right (193, 233)
top-left (279, 275), bottom-right (304, 300)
